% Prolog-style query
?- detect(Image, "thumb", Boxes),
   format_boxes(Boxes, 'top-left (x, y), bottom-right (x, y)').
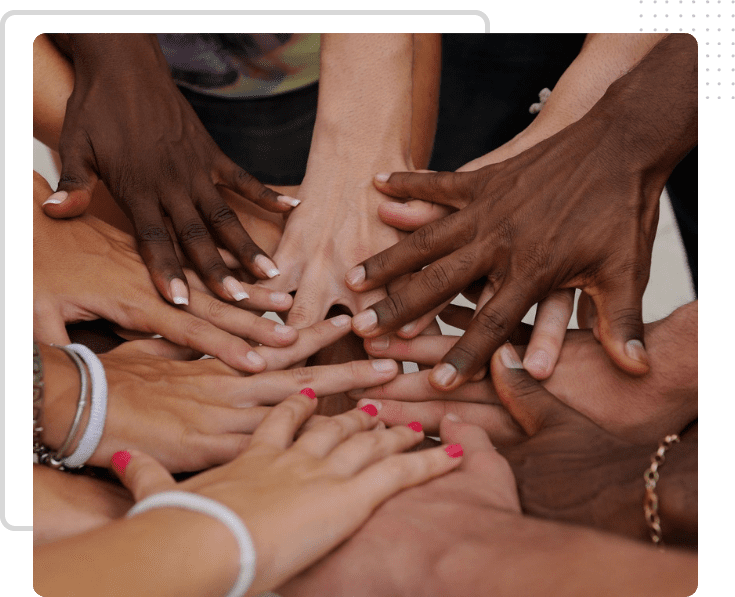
top-left (112, 338), bottom-right (202, 361)
top-left (44, 149), bottom-right (98, 218)
top-left (490, 344), bottom-right (568, 436)
top-left (590, 281), bottom-right (649, 376)
top-left (373, 170), bottom-right (475, 210)
top-left (111, 449), bottom-right (176, 502)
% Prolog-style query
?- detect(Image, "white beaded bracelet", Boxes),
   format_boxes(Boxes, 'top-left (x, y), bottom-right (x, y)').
top-left (61, 343), bottom-right (108, 468)
top-left (127, 491), bottom-right (256, 597)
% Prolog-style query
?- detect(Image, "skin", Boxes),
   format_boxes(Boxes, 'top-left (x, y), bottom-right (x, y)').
top-left (37, 315), bottom-right (405, 472)
top-left (34, 393), bottom-right (463, 597)
top-left (346, 34), bottom-right (697, 390)
top-left (44, 34), bottom-right (294, 305)
top-left (376, 34), bottom-right (665, 380)
top-left (281, 411), bottom-right (696, 597)
top-left (352, 301), bottom-right (698, 445)
top-left (259, 34), bottom-right (436, 328)
top-left (33, 171), bottom-right (295, 373)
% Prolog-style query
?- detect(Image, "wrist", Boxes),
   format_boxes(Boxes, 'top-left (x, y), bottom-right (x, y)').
top-left (67, 34), bottom-right (170, 80)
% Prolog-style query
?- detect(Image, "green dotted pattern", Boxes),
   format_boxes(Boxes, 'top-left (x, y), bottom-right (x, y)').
top-left (637, 0), bottom-right (735, 101)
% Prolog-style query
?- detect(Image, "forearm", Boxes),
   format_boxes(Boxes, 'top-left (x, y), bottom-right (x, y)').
top-left (34, 509), bottom-right (237, 597)
top-left (33, 34), bottom-right (75, 151)
top-left (304, 34), bottom-right (415, 187)
top-left (410, 34), bottom-right (441, 169)
top-left (435, 511), bottom-right (697, 597)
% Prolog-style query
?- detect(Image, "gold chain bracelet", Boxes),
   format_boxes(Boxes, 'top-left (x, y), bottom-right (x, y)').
top-left (643, 434), bottom-right (680, 546)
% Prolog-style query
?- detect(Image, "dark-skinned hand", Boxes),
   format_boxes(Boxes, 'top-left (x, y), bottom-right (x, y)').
top-left (346, 34), bottom-right (697, 391)
top-left (490, 343), bottom-right (697, 546)
top-left (44, 34), bottom-right (298, 305)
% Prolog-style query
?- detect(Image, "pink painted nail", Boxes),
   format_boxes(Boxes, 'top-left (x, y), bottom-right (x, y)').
top-left (408, 421), bottom-right (423, 433)
top-left (300, 388), bottom-right (317, 399)
top-left (444, 444), bottom-right (463, 458)
top-left (111, 450), bottom-right (131, 475)
top-left (361, 404), bottom-right (379, 417)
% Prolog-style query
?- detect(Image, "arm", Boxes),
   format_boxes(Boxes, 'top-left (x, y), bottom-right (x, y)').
top-left (261, 34), bottom-right (440, 327)
top-left (348, 33), bottom-right (698, 389)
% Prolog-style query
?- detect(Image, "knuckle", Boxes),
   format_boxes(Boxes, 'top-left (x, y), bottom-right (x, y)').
top-left (177, 220), bottom-right (211, 245)
top-left (473, 307), bottom-right (512, 345)
top-left (205, 298), bottom-right (231, 321)
top-left (137, 225), bottom-right (171, 244)
top-left (410, 225), bottom-right (438, 256)
top-left (513, 243), bottom-right (553, 280)
top-left (235, 240), bottom-right (259, 261)
top-left (380, 293), bottom-right (408, 322)
top-left (290, 366), bottom-right (316, 386)
top-left (234, 168), bottom-right (256, 188)
top-left (206, 204), bottom-right (238, 228)
top-left (419, 262), bottom-right (454, 295)
top-left (182, 317), bottom-right (210, 340)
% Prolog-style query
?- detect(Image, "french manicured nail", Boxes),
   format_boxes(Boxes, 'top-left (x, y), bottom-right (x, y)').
top-left (300, 388), bottom-right (317, 399)
top-left (270, 292), bottom-right (291, 307)
top-left (431, 363), bottom-right (458, 388)
top-left (345, 265), bottom-right (366, 287)
top-left (277, 195), bottom-right (301, 207)
top-left (399, 321), bottom-right (417, 336)
top-left (445, 443), bottom-right (463, 458)
top-left (625, 339), bottom-right (649, 365)
top-left (254, 255), bottom-right (280, 279)
top-left (352, 309), bottom-right (378, 333)
top-left (500, 344), bottom-right (524, 369)
top-left (445, 413), bottom-right (461, 423)
top-left (245, 351), bottom-right (266, 368)
top-left (524, 350), bottom-right (549, 374)
top-left (408, 421), bottom-right (423, 432)
top-left (374, 172), bottom-right (390, 183)
top-left (43, 190), bottom-right (68, 206)
top-left (368, 336), bottom-right (390, 351)
top-left (223, 276), bottom-right (249, 302)
top-left (330, 314), bottom-right (352, 327)
top-left (111, 450), bottom-right (131, 475)
top-left (274, 324), bottom-right (296, 340)
top-left (371, 359), bottom-right (395, 372)
top-left (358, 399), bottom-right (382, 412)
top-left (361, 404), bottom-right (379, 417)
top-left (169, 278), bottom-right (189, 305)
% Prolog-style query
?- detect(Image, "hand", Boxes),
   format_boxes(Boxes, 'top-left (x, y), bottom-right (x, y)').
top-left (39, 317), bottom-right (403, 472)
top-left (347, 107), bottom-right (669, 390)
top-left (44, 34), bottom-right (297, 304)
top-left (351, 302), bottom-right (697, 444)
top-left (489, 343), bottom-right (697, 544)
top-left (114, 392), bottom-right (463, 595)
top-left (280, 415), bottom-right (520, 596)
top-left (258, 164), bottom-right (410, 328)
top-left (33, 171), bottom-right (295, 373)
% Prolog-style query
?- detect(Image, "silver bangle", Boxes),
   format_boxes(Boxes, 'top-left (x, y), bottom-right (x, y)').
top-left (127, 491), bottom-right (256, 597)
top-left (61, 344), bottom-right (108, 469)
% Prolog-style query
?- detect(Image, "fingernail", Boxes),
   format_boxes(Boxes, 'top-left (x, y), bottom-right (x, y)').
top-left (445, 413), bottom-right (461, 423)
top-left (254, 255), bottom-right (280, 279)
top-left (500, 344), bottom-right (524, 369)
top-left (345, 265), bottom-right (366, 287)
top-left (430, 363), bottom-right (457, 388)
top-left (169, 278), bottom-right (189, 305)
top-left (274, 324), bottom-right (296, 339)
top-left (361, 404), bottom-right (379, 417)
top-left (408, 421), bottom-right (423, 432)
top-left (445, 443), bottom-right (463, 458)
top-left (246, 351), bottom-right (266, 367)
top-left (300, 388), bottom-right (317, 399)
top-left (111, 450), bottom-right (131, 475)
top-left (625, 339), bottom-right (649, 365)
top-left (371, 359), bottom-right (395, 372)
top-left (399, 321), bottom-right (417, 336)
top-left (277, 195), bottom-right (301, 207)
top-left (270, 292), bottom-right (291, 306)
top-left (524, 350), bottom-right (549, 374)
top-left (43, 190), bottom-right (68, 206)
top-left (358, 398), bottom-right (382, 412)
top-left (223, 276), bottom-right (249, 302)
top-left (353, 309), bottom-right (378, 333)
top-left (374, 172), bottom-right (390, 183)
top-left (368, 335), bottom-right (390, 351)
top-left (330, 314), bottom-right (352, 327)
